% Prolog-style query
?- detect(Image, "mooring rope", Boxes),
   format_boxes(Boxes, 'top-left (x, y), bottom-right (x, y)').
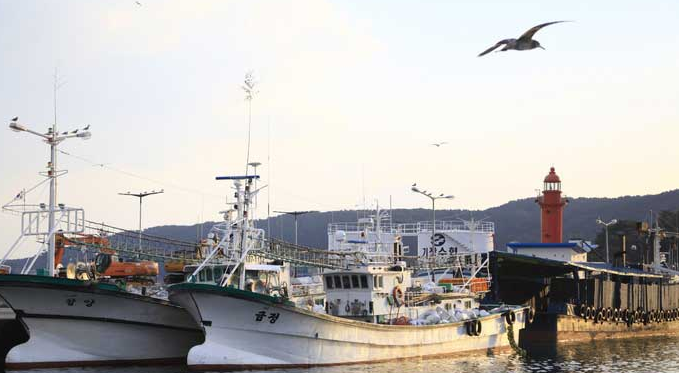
top-left (506, 322), bottom-right (527, 357)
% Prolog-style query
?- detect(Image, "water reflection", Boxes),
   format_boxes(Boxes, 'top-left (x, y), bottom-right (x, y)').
top-left (7, 336), bottom-right (679, 373)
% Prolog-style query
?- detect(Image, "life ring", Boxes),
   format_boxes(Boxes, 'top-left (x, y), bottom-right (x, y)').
top-left (579, 303), bottom-right (587, 318)
top-left (612, 308), bottom-right (619, 322)
top-left (392, 286), bottom-right (405, 307)
top-left (504, 311), bottom-right (515, 325)
top-left (526, 307), bottom-right (535, 324)
top-left (474, 319), bottom-right (482, 336)
top-left (586, 306), bottom-right (593, 320)
top-left (606, 307), bottom-right (613, 322)
top-left (595, 310), bottom-right (603, 324)
top-left (466, 321), bottom-right (475, 336)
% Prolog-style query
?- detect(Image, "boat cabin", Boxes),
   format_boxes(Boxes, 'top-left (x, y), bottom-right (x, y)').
top-left (323, 263), bottom-right (481, 324)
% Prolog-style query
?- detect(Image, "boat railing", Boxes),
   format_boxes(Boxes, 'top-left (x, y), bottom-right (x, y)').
top-left (328, 221), bottom-right (495, 235)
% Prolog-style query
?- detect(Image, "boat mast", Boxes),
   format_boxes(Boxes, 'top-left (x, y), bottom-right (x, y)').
top-left (47, 125), bottom-right (57, 276)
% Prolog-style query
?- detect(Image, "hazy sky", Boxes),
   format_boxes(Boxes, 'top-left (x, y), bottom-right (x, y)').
top-left (1, 0), bottom-right (678, 258)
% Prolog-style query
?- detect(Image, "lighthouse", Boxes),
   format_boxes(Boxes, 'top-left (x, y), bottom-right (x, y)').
top-left (536, 167), bottom-right (567, 243)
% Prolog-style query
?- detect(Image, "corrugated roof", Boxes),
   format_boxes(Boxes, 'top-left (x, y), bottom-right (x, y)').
top-left (494, 252), bottom-right (662, 279)
top-left (507, 242), bottom-right (588, 254)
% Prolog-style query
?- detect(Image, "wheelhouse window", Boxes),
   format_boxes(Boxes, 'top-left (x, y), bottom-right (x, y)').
top-left (214, 267), bottom-right (224, 282)
top-left (334, 275), bottom-right (342, 288)
top-left (360, 275), bottom-right (368, 288)
top-left (373, 275), bottom-right (384, 289)
top-left (342, 275), bottom-right (351, 289)
top-left (351, 275), bottom-right (360, 288)
top-left (325, 276), bottom-right (334, 289)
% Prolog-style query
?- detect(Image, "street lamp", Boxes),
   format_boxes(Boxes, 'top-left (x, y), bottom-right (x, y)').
top-left (596, 218), bottom-right (618, 264)
top-left (411, 184), bottom-right (454, 259)
top-left (273, 210), bottom-right (317, 245)
top-left (119, 190), bottom-right (164, 251)
top-left (7, 117), bottom-right (92, 276)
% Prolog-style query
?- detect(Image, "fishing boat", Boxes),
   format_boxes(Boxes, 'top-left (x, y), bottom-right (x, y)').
top-left (0, 274), bottom-right (203, 369)
top-left (169, 177), bottom-right (531, 370)
top-left (0, 120), bottom-right (204, 368)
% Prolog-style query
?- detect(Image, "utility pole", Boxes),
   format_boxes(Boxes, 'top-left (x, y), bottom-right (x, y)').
top-left (119, 190), bottom-right (164, 251)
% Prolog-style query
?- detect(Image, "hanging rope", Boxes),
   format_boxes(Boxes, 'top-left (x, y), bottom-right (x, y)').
top-left (506, 322), bottom-right (527, 357)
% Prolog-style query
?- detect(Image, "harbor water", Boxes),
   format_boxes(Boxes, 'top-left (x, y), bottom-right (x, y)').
top-left (6, 336), bottom-right (679, 373)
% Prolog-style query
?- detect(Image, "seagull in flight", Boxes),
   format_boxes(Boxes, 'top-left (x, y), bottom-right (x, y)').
top-left (478, 21), bottom-right (569, 57)
top-left (431, 142), bottom-right (448, 147)
top-left (135, 1), bottom-right (142, 6)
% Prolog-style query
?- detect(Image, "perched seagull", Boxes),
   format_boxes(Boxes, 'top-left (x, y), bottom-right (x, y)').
top-left (83, 125), bottom-right (90, 130)
top-left (61, 131), bottom-right (69, 135)
top-left (11, 116), bottom-right (18, 122)
top-left (71, 129), bottom-right (79, 134)
top-left (412, 183), bottom-right (417, 187)
top-left (135, 1), bottom-right (142, 6)
top-left (478, 21), bottom-right (569, 57)
top-left (431, 142), bottom-right (448, 147)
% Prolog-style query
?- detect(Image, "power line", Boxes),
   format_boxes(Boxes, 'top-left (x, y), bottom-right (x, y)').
top-left (57, 149), bottom-right (223, 200)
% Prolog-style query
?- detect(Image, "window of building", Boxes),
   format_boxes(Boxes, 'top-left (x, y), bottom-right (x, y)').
top-left (334, 275), bottom-right (342, 289)
top-left (351, 275), bottom-right (360, 288)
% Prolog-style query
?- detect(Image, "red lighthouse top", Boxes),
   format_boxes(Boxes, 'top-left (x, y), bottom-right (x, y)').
top-left (543, 167), bottom-right (561, 183)
top-left (543, 167), bottom-right (561, 192)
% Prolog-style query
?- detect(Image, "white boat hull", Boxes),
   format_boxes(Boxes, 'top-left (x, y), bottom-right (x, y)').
top-left (170, 284), bottom-right (527, 370)
top-left (0, 275), bottom-right (203, 369)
